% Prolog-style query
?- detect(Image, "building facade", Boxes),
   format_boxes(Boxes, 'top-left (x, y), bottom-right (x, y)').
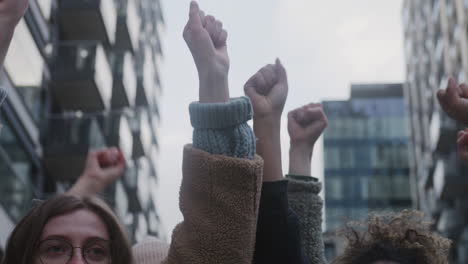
top-left (323, 84), bottom-right (412, 233)
top-left (0, 0), bottom-right (165, 255)
top-left (402, 1), bottom-right (468, 262)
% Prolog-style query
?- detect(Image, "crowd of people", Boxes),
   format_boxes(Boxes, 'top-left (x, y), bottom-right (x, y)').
top-left (0, 0), bottom-right (466, 263)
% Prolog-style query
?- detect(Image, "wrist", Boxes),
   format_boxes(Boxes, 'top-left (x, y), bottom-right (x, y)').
top-left (289, 144), bottom-right (312, 176)
top-left (289, 142), bottom-right (313, 157)
top-left (198, 71), bottom-right (229, 103)
top-left (68, 175), bottom-right (101, 197)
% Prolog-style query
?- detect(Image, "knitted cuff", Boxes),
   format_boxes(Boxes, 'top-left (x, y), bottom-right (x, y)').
top-left (286, 174), bottom-right (322, 195)
top-left (190, 97), bottom-right (255, 159)
top-left (189, 97), bottom-right (253, 129)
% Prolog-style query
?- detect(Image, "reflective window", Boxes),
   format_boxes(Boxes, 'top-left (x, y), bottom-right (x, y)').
top-left (0, 114), bottom-right (35, 221)
top-left (391, 174), bottom-right (411, 199)
top-left (325, 177), bottom-right (344, 200)
top-left (4, 19), bottom-right (45, 123)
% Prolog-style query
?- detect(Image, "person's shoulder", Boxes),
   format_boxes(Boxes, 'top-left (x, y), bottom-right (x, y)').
top-left (133, 237), bottom-right (170, 264)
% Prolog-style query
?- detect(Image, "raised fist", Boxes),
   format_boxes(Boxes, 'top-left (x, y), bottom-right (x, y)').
top-left (244, 59), bottom-right (288, 120)
top-left (437, 77), bottom-right (468, 126)
top-left (68, 148), bottom-right (126, 197)
top-left (183, 1), bottom-right (230, 103)
top-left (288, 103), bottom-right (328, 149)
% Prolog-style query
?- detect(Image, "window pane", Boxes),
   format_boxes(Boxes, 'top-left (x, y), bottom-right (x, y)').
top-left (0, 114), bottom-right (35, 221)
top-left (4, 19), bottom-right (45, 123)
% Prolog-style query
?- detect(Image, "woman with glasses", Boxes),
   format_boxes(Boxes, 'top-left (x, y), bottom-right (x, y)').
top-left (1, 195), bottom-right (133, 264)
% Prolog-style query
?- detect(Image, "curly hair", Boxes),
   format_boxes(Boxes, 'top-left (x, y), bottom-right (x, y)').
top-left (331, 210), bottom-right (451, 264)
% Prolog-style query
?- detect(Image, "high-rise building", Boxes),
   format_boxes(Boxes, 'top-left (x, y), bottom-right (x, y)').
top-left (402, 1), bottom-right (468, 262)
top-left (323, 84), bottom-right (412, 232)
top-left (0, 0), bottom-right (164, 255)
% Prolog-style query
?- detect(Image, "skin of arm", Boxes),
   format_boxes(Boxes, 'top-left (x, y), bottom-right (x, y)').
top-left (67, 148), bottom-right (125, 198)
top-left (288, 103), bottom-right (328, 176)
top-left (244, 59), bottom-right (288, 182)
top-left (183, 1), bottom-right (229, 103)
top-left (0, 0), bottom-right (29, 69)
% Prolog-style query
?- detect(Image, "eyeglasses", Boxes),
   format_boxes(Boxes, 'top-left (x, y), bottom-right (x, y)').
top-left (37, 238), bottom-right (111, 264)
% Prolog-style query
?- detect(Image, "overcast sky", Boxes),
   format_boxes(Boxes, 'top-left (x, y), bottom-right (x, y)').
top-left (155, 0), bottom-right (405, 239)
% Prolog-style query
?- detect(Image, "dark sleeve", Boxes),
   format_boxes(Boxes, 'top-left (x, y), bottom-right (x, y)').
top-left (253, 180), bottom-right (308, 264)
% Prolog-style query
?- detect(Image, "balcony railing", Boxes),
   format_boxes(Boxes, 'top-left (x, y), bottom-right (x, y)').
top-left (43, 114), bottom-right (107, 181)
top-left (103, 112), bottom-right (133, 161)
top-left (58, 0), bottom-right (117, 44)
top-left (115, 0), bottom-right (140, 51)
top-left (51, 42), bottom-right (112, 111)
top-left (132, 109), bottom-right (153, 157)
top-left (136, 157), bottom-right (152, 210)
top-left (135, 45), bottom-right (156, 106)
top-left (112, 52), bottom-right (137, 108)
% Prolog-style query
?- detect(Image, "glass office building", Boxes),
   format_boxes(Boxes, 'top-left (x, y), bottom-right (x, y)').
top-left (323, 84), bottom-right (412, 231)
top-left (0, 0), bottom-right (165, 255)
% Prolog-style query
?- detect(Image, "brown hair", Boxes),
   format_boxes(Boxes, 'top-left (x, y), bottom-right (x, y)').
top-left (1, 194), bottom-right (134, 264)
top-left (331, 210), bottom-right (451, 264)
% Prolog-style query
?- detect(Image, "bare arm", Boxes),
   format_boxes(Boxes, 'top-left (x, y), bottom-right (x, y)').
top-left (67, 148), bottom-right (125, 198)
top-left (288, 103), bottom-right (328, 176)
top-left (0, 0), bottom-right (28, 69)
top-left (245, 59), bottom-right (288, 181)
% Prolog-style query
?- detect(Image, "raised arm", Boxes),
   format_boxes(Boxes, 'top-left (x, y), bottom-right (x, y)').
top-left (244, 59), bottom-right (288, 181)
top-left (162, 2), bottom-right (262, 263)
top-left (0, 0), bottom-right (28, 69)
top-left (288, 103), bottom-right (328, 176)
top-left (287, 103), bottom-right (328, 264)
top-left (245, 62), bottom-right (308, 263)
top-left (67, 148), bottom-right (125, 198)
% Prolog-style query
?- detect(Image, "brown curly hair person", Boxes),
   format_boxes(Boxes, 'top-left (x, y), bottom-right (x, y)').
top-left (331, 210), bottom-right (451, 264)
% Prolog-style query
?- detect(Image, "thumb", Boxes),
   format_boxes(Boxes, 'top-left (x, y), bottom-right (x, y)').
top-left (446, 77), bottom-right (459, 105)
top-left (188, 1), bottom-right (202, 27)
top-left (244, 85), bottom-right (264, 104)
top-left (244, 74), bottom-right (263, 102)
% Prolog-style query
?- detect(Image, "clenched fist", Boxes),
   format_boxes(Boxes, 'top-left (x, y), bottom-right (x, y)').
top-left (288, 104), bottom-right (328, 176)
top-left (67, 148), bottom-right (126, 198)
top-left (244, 59), bottom-right (288, 121)
top-left (288, 103), bottom-right (328, 149)
top-left (183, 1), bottom-right (229, 103)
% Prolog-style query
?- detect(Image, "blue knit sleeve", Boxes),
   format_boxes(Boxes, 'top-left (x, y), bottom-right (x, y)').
top-left (189, 96), bottom-right (256, 159)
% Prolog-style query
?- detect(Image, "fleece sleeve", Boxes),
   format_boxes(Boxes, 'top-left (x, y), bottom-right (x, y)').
top-left (162, 146), bottom-right (263, 264)
top-left (287, 175), bottom-right (327, 264)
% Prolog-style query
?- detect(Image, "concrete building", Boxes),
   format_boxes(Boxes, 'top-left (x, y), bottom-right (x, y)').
top-left (323, 84), bottom-right (412, 231)
top-left (0, 0), bottom-right (165, 255)
top-left (402, 0), bottom-right (468, 262)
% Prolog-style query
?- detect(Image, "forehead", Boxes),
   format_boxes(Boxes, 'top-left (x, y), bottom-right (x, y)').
top-left (41, 208), bottom-right (109, 242)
